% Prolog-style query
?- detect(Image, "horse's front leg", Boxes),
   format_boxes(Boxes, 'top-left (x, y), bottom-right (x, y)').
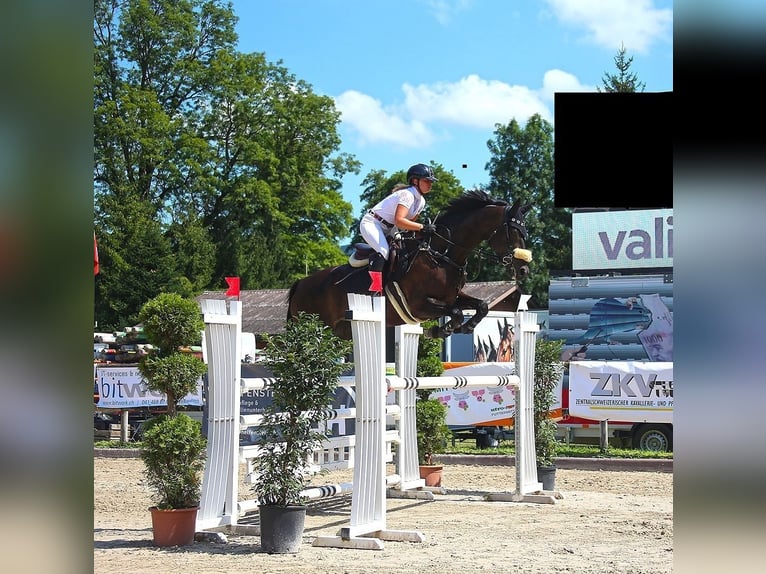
top-left (450, 293), bottom-right (489, 335)
top-left (420, 297), bottom-right (464, 338)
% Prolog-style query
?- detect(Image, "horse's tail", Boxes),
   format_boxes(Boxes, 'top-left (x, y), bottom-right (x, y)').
top-left (286, 278), bottom-right (300, 322)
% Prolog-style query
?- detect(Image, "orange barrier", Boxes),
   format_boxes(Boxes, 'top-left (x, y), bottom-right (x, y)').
top-left (442, 362), bottom-right (476, 370)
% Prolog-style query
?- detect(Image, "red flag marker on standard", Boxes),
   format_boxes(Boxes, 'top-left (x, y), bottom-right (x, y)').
top-left (94, 232), bottom-right (100, 276)
top-left (368, 271), bottom-right (383, 293)
top-left (225, 276), bottom-right (240, 298)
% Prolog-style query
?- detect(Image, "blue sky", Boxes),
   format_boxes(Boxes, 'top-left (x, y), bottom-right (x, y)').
top-left (230, 0), bottom-right (673, 219)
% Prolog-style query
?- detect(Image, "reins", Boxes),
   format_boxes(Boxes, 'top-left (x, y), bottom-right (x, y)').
top-left (415, 203), bottom-right (525, 271)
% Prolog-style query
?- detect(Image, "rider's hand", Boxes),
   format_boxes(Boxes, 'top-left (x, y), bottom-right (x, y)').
top-left (421, 223), bottom-right (437, 235)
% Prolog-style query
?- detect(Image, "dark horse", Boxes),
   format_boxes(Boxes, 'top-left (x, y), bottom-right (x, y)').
top-left (287, 190), bottom-right (532, 340)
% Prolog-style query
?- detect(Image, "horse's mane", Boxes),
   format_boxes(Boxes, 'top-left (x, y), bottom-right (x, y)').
top-left (438, 189), bottom-right (507, 220)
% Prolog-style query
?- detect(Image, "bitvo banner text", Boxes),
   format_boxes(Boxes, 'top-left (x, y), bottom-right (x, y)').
top-left (96, 366), bottom-right (203, 408)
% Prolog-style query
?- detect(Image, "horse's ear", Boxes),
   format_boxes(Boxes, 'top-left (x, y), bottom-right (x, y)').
top-left (520, 204), bottom-right (532, 217)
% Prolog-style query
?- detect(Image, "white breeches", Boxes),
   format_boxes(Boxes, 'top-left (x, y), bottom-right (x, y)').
top-left (360, 214), bottom-right (391, 259)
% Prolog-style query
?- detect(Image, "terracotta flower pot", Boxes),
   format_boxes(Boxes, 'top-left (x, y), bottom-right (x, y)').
top-left (419, 464), bottom-right (444, 487)
top-left (149, 506), bottom-right (198, 547)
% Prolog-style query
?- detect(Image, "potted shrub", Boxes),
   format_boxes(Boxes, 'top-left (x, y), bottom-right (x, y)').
top-left (137, 293), bottom-right (208, 547)
top-left (414, 320), bottom-right (450, 486)
top-left (533, 338), bottom-right (565, 491)
top-left (252, 312), bottom-right (352, 554)
top-left (415, 398), bottom-right (452, 486)
top-left (415, 321), bottom-right (452, 486)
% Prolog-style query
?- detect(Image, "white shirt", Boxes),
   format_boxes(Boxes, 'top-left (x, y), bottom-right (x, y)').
top-left (371, 186), bottom-right (425, 226)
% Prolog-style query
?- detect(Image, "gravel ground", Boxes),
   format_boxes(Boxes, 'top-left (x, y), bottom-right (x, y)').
top-left (94, 455), bottom-right (673, 574)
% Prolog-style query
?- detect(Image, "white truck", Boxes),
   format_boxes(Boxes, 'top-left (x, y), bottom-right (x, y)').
top-left (546, 273), bottom-right (674, 451)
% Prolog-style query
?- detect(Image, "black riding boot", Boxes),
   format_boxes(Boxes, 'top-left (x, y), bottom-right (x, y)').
top-left (369, 252), bottom-right (385, 272)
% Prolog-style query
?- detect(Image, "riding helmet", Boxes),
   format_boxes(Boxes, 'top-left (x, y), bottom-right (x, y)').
top-left (406, 163), bottom-right (438, 183)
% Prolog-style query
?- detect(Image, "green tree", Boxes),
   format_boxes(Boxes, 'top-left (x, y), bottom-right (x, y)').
top-left (598, 43), bottom-right (646, 93)
top-left (94, 0), bottom-right (358, 329)
top-left (137, 292), bottom-right (207, 511)
top-left (166, 213), bottom-right (216, 294)
top-left (95, 200), bottom-right (179, 329)
top-left (484, 114), bottom-right (572, 308)
top-left (253, 312), bottom-right (353, 506)
top-left (137, 292), bottom-right (206, 416)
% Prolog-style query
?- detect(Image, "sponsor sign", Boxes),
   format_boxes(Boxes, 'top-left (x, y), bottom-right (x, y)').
top-left (573, 209), bottom-right (673, 270)
top-left (96, 366), bottom-right (203, 408)
top-left (568, 361), bottom-right (673, 423)
top-left (429, 362), bottom-right (523, 426)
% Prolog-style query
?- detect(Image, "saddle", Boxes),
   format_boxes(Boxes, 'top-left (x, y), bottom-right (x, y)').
top-left (345, 236), bottom-right (412, 289)
top-left (348, 236), bottom-right (409, 274)
top-left (338, 234), bottom-right (427, 322)
top-left (348, 243), bottom-right (390, 269)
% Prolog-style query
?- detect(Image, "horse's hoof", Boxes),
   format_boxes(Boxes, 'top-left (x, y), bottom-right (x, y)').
top-left (424, 326), bottom-right (441, 339)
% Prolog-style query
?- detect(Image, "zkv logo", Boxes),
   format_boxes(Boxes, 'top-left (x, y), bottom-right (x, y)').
top-left (590, 372), bottom-right (673, 398)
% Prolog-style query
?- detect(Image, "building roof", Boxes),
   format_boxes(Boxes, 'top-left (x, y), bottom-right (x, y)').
top-left (197, 281), bottom-right (522, 339)
top-left (461, 281), bottom-right (521, 312)
top-left (198, 288), bottom-right (289, 339)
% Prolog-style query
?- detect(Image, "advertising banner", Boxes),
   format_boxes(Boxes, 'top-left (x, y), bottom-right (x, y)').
top-left (429, 362), bottom-right (520, 426)
top-left (572, 209), bottom-right (673, 270)
top-left (568, 361), bottom-right (673, 423)
top-left (96, 366), bottom-right (203, 409)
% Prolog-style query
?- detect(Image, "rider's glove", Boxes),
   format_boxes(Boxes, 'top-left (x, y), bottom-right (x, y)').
top-left (421, 223), bottom-right (437, 235)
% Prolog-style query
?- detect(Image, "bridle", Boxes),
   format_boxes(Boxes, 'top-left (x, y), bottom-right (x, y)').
top-left (497, 203), bottom-right (528, 267)
top-left (407, 202), bottom-right (530, 274)
top-left (477, 203), bottom-right (530, 270)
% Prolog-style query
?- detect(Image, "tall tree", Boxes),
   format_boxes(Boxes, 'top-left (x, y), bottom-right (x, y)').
top-left (598, 43), bottom-right (646, 93)
top-left (94, 0), bottom-right (358, 329)
top-left (484, 114), bottom-right (571, 308)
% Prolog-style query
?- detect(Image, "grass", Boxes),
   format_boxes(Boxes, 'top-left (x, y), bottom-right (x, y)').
top-left (95, 439), bottom-right (672, 459)
top-left (94, 440), bottom-right (140, 449)
top-left (445, 440), bottom-right (673, 459)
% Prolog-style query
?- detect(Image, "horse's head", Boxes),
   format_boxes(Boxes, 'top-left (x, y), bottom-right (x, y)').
top-left (487, 198), bottom-right (532, 280)
top-left (495, 318), bottom-right (515, 362)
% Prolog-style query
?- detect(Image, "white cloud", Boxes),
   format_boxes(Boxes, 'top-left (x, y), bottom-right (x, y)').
top-left (539, 69), bottom-right (594, 102)
top-left (424, 0), bottom-right (474, 26)
top-left (545, 0), bottom-right (672, 53)
top-left (403, 74), bottom-right (552, 127)
top-left (335, 71), bottom-right (593, 149)
top-left (334, 90), bottom-right (434, 148)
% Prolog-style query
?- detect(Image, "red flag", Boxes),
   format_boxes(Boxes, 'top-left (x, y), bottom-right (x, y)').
top-left (368, 271), bottom-right (383, 294)
top-left (225, 276), bottom-right (240, 298)
top-left (94, 232), bottom-right (100, 276)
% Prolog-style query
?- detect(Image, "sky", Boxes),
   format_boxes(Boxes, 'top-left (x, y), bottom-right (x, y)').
top-left (230, 0), bottom-right (674, 219)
